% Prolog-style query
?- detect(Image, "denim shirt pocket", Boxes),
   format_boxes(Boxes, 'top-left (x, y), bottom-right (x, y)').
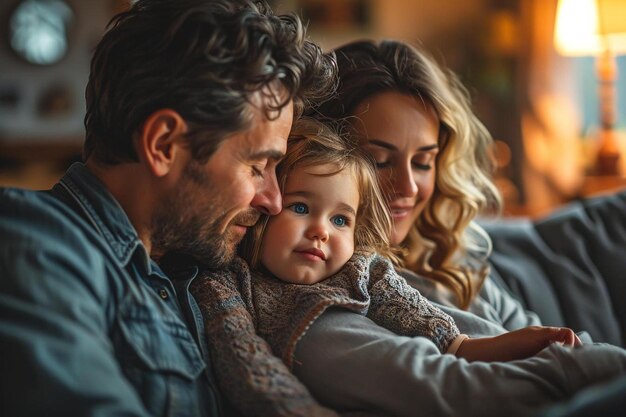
top-left (116, 302), bottom-right (206, 416)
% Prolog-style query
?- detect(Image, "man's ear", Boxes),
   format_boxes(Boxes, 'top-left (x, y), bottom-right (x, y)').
top-left (136, 109), bottom-right (188, 177)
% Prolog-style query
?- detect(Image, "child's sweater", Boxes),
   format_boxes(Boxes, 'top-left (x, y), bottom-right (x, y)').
top-left (251, 252), bottom-right (460, 367)
top-left (187, 252), bottom-right (460, 416)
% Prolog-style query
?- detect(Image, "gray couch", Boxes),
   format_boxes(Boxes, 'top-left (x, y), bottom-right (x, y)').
top-left (483, 190), bottom-right (626, 347)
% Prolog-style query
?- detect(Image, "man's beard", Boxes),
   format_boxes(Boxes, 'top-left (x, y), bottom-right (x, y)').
top-left (150, 162), bottom-right (257, 270)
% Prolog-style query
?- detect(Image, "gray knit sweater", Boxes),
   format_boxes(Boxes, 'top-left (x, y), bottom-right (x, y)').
top-left (252, 252), bottom-right (460, 367)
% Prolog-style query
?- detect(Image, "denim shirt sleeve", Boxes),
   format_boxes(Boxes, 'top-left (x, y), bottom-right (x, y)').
top-left (0, 190), bottom-right (150, 416)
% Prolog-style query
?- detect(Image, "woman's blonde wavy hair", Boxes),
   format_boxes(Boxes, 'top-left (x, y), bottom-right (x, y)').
top-left (312, 40), bottom-right (502, 309)
top-left (239, 117), bottom-right (397, 271)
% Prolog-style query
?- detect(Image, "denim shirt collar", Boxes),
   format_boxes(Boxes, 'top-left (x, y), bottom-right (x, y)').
top-left (58, 162), bottom-right (166, 279)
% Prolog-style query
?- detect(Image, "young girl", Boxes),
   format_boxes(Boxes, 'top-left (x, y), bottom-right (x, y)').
top-left (189, 117), bottom-right (585, 417)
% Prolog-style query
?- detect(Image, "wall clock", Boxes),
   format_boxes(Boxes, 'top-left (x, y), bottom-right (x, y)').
top-left (8, 0), bottom-right (74, 66)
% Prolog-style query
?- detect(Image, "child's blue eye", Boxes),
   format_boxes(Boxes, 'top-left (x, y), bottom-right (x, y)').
top-left (290, 203), bottom-right (308, 214)
top-left (332, 215), bottom-right (348, 227)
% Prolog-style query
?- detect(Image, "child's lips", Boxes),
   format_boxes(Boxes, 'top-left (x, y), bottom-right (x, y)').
top-left (295, 248), bottom-right (326, 261)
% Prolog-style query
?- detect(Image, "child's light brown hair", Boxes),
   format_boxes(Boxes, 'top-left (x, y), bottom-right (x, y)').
top-left (239, 117), bottom-right (396, 269)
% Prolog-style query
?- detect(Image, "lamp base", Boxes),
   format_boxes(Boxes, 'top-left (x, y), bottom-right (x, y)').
top-left (593, 152), bottom-right (621, 176)
top-left (592, 128), bottom-right (621, 176)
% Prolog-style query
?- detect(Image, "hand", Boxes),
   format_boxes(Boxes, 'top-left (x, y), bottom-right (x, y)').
top-left (455, 326), bottom-right (582, 362)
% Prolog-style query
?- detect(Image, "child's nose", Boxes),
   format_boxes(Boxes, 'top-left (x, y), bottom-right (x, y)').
top-left (305, 221), bottom-right (329, 242)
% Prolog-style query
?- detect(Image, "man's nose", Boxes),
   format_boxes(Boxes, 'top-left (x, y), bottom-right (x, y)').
top-left (251, 171), bottom-right (281, 215)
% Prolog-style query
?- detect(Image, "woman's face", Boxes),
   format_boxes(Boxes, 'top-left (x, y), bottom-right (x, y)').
top-left (351, 91), bottom-right (439, 245)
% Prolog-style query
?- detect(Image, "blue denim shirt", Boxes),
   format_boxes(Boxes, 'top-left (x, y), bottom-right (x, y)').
top-left (0, 163), bottom-right (223, 416)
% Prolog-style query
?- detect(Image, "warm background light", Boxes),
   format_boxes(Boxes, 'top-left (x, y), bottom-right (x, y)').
top-left (554, 0), bottom-right (626, 176)
top-left (2, 1), bottom-right (625, 215)
top-left (554, 0), bottom-right (626, 56)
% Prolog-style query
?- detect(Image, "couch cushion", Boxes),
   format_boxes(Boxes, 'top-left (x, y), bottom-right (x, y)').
top-left (483, 191), bottom-right (626, 347)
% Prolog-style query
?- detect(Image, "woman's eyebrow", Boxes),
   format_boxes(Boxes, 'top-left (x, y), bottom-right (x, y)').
top-left (416, 144), bottom-right (439, 152)
top-left (367, 139), bottom-right (397, 151)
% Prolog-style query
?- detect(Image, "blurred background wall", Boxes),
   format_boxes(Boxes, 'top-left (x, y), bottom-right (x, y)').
top-left (2, 0), bottom-right (626, 216)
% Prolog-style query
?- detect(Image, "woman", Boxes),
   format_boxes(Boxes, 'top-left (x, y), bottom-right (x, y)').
top-left (293, 39), bottom-right (626, 417)
top-left (311, 39), bottom-right (539, 332)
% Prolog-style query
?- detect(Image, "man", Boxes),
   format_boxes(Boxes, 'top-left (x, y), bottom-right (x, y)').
top-left (0, 1), bottom-right (335, 415)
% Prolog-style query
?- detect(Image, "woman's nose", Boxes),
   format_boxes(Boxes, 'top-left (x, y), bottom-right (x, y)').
top-left (392, 163), bottom-right (419, 198)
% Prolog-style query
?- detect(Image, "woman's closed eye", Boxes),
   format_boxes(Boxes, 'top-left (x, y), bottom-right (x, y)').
top-left (374, 159), bottom-right (431, 171)
top-left (412, 153), bottom-right (436, 171)
top-left (412, 161), bottom-right (432, 171)
top-left (365, 147), bottom-right (391, 169)
top-left (375, 160), bottom-right (391, 169)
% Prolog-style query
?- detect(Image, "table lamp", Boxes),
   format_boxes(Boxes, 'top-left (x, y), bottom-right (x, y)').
top-left (554, 0), bottom-right (626, 175)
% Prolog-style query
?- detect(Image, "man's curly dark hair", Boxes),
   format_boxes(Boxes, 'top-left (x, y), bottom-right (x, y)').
top-left (83, 0), bottom-right (336, 164)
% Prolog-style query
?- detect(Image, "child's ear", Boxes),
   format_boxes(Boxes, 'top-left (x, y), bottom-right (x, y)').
top-left (136, 109), bottom-right (188, 177)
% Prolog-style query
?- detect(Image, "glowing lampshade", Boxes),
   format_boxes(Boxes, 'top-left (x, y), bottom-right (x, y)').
top-left (555, 0), bottom-right (626, 56)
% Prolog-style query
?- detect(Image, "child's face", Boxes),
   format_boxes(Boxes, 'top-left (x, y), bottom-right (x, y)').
top-left (260, 162), bottom-right (359, 284)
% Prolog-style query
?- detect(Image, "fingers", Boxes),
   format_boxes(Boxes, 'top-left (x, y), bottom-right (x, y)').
top-left (573, 332), bottom-right (583, 347)
top-left (562, 328), bottom-right (576, 346)
top-left (552, 327), bottom-right (581, 347)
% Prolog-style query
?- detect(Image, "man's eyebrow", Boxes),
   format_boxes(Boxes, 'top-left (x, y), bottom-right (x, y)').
top-left (367, 139), bottom-right (438, 152)
top-left (248, 149), bottom-right (284, 161)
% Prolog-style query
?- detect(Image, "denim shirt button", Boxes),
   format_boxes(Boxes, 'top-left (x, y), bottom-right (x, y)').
top-left (158, 288), bottom-right (169, 300)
